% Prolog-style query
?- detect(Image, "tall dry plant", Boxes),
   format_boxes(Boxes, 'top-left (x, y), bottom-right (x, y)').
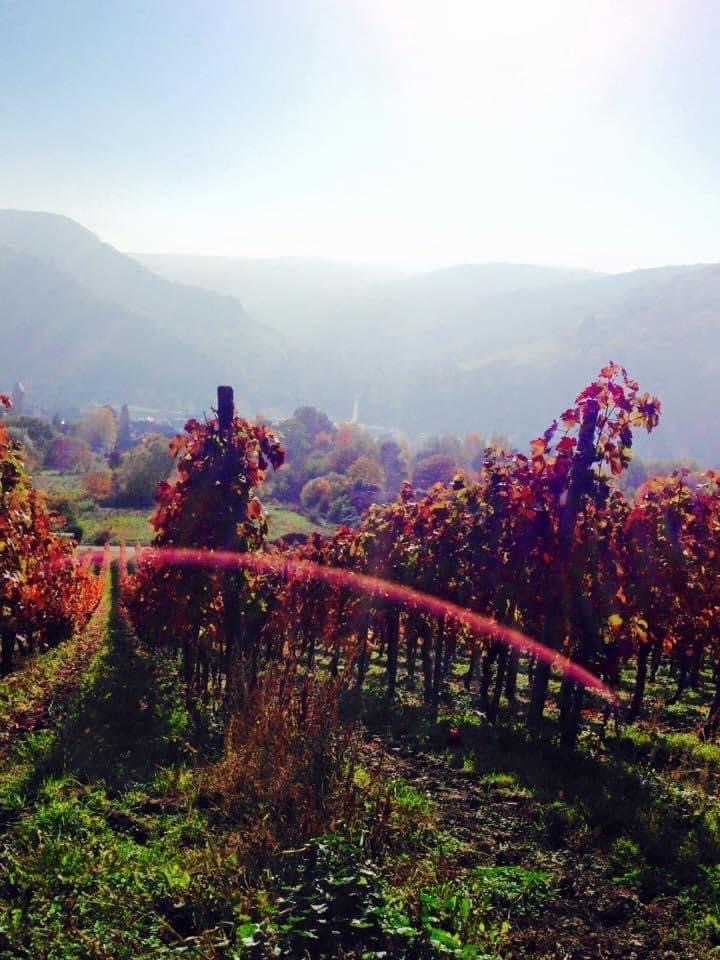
top-left (210, 661), bottom-right (359, 854)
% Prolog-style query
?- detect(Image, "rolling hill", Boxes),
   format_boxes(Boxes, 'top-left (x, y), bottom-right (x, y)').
top-left (0, 210), bottom-right (295, 415)
top-left (139, 249), bottom-right (720, 462)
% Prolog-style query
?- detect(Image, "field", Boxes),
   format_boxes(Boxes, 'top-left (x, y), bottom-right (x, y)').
top-left (34, 471), bottom-right (322, 545)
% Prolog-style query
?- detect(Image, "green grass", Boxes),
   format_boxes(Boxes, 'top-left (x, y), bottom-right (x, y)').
top-left (4, 556), bottom-right (720, 956)
top-left (35, 471), bottom-right (325, 544)
top-left (78, 503), bottom-right (321, 546)
top-left (265, 504), bottom-right (326, 540)
top-left (0, 567), bottom-right (230, 959)
top-left (75, 505), bottom-right (154, 544)
top-left (33, 468), bottom-right (85, 495)
top-left (0, 577), bottom-right (554, 959)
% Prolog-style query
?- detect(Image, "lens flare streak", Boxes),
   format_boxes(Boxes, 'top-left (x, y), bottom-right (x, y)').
top-left (139, 546), bottom-right (616, 704)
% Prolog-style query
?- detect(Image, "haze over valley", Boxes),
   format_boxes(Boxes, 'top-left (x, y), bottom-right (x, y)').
top-left (2, 207), bottom-right (718, 463)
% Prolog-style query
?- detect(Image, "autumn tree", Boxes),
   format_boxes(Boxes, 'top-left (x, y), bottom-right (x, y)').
top-left (328, 424), bottom-right (377, 474)
top-left (300, 473), bottom-right (350, 516)
top-left (46, 435), bottom-right (93, 472)
top-left (79, 406), bottom-right (118, 451)
top-left (412, 453), bottom-right (459, 490)
top-left (83, 469), bottom-right (114, 503)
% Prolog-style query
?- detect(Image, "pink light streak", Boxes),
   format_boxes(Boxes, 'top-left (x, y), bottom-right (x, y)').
top-left (137, 546), bottom-right (616, 704)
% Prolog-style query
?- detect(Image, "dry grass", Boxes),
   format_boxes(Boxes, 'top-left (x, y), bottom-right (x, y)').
top-left (208, 662), bottom-right (360, 857)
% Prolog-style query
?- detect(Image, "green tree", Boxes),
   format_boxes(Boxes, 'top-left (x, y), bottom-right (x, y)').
top-left (114, 434), bottom-right (174, 507)
top-left (4, 416), bottom-right (57, 462)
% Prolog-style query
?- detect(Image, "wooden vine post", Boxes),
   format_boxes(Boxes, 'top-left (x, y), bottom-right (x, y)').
top-left (558, 397), bottom-right (601, 747)
top-left (218, 385), bottom-right (243, 706)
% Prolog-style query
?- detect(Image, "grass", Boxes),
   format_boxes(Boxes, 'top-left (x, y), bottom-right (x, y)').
top-left (34, 471), bottom-right (324, 544)
top-left (265, 503), bottom-right (327, 540)
top-left (78, 503), bottom-right (321, 546)
top-left (352, 679), bottom-right (720, 954)
top-left (33, 468), bottom-right (84, 495)
top-left (0, 571), bottom-right (524, 959)
top-left (77, 505), bottom-right (155, 544)
top-left (0, 600), bottom-right (105, 721)
top-left (0, 567), bottom-right (230, 959)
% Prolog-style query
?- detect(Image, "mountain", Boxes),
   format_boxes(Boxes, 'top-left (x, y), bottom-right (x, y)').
top-left (134, 254), bottom-right (411, 340)
top-left (347, 262), bottom-right (720, 461)
top-left (137, 250), bottom-right (720, 463)
top-left (135, 254), bottom-right (595, 339)
top-left (2, 209), bottom-right (718, 464)
top-left (0, 210), bottom-right (295, 414)
top-left (0, 243), bottom-right (210, 410)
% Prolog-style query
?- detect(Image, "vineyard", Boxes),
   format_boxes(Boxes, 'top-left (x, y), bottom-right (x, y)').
top-left (125, 365), bottom-right (719, 746)
top-left (2, 367), bottom-right (720, 958)
top-left (0, 394), bottom-right (104, 678)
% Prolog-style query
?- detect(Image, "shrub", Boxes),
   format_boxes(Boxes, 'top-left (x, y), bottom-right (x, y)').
top-left (83, 469), bottom-right (114, 503)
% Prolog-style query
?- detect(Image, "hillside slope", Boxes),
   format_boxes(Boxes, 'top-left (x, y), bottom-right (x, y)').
top-left (143, 251), bottom-right (718, 460)
top-left (0, 210), bottom-right (294, 413)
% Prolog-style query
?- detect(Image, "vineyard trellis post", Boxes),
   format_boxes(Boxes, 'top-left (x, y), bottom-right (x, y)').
top-left (218, 384), bottom-right (244, 707)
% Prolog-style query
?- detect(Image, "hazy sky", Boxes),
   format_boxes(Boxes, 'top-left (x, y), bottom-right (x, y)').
top-left (1, 0), bottom-right (718, 270)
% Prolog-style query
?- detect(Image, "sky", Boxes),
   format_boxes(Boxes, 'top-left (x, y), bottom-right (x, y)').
top-left (0, 0), bottom-right (719, 271)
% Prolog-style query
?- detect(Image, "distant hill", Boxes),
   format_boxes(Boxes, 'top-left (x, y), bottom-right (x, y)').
top-left (0, 246), bottom-right (217, 410)
top-left (135, 254), bottom-right (595, 339)
top-left (0, 210), bottom-right (295, 414)
top-left (2, 209), bottom-right (719, 464)
top-left (134, 254), bottom-right (411, 340)
top-left (138, 249), bottom-right (720, 463)
top-left (346, 262), bottom-right (720, 461)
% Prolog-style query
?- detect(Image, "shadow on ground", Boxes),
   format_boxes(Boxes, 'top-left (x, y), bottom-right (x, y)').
top-left (358, 686), bottom-right (720, 901)
top-left (39, 565), bottom-right (193, 791)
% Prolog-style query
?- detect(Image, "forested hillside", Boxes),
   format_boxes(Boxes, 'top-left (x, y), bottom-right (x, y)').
top-left (141, 250), bottom-right (720, 461)
top-left (0, 210), bottom-right (295, 413)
